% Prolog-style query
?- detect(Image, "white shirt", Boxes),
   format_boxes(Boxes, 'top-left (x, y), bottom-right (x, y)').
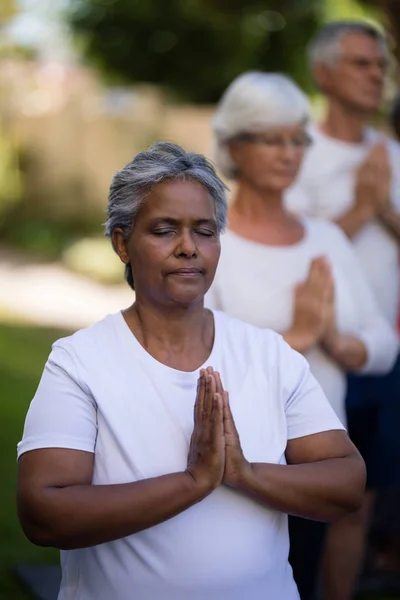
top-left (206, 220), bottom-right (397, 425)
top-left (18, 310), bottom-right (345, 600)
top-left (286, 124), bottom-right (400, 328)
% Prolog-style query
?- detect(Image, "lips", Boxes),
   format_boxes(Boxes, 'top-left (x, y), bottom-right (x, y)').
top-left (169, 268), bottom-right (203, 277)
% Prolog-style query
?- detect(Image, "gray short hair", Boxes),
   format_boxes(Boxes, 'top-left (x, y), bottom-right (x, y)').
top-left (105, 141), bottom-right (228, 290)
top-left (308, 21), bottom-right (388, 69)
top-left (212, 72), bottom-right (310, 179)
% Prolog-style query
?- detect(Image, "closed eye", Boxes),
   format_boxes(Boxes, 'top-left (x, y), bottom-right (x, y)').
top-left (152, 229), bottom-right (175, 236)
top-left (195, 229), bottom-right (215, 237)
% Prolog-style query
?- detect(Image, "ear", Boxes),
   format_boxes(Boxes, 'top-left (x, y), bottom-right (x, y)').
top-left (111, 228), bottom-right (129, 265)
top-left (226, 140), bottom-right (241, 166)
top-left (313, 63), bottom-right (332, 93)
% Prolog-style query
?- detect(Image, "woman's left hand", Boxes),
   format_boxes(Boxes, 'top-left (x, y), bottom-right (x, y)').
top-left (207, 368), bottom-right (253, 489)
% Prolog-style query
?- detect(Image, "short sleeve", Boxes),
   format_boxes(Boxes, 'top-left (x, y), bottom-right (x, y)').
top-left (325, 221), bottom-right (398, 375)
top-left (17, 343), bottom-right (98, 458)
top-left (276, 336), bottom-right (346, 439)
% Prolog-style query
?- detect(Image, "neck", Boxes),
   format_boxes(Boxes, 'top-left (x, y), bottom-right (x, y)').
top-left (232, 180), bottom-right (286, 222)
top-left (320, 98), bottom-right (368, 143)
top-left (124, 297), bottom-right (211, 359)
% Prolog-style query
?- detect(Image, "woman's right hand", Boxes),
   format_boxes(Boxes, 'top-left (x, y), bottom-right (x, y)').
top-left (289, 257), bottom-right (332, 353)
top-left (186, 370), bottom-right (225, 494)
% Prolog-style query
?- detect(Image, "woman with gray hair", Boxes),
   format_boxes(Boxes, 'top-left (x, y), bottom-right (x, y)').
top-left (17, 142), bottom-right (365, 600)
top-left (207, 72), bottom-right (398, 599)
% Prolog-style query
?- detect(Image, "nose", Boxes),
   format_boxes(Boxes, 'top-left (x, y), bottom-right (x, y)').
top-left (280, 142), bottom-right (298, 162)
top-left (175, 230), bottom-right (197, 258)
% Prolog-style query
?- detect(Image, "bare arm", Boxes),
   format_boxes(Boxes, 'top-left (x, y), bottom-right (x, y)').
top-left (334, 205), bottom-right (374, 239)
top-left (320, 223), bottom-right (398, 375)
top-left (18, 372), bottom-right (225, 551)
top-left (210, 366), bottom-right (366, 523)
top-left (282, 328), bottom-right (316, 354)
top-left (234, 431), bottom-right (365, 522)
top-left (18, 449), bottom-right (207, 550)
top-left (211, 365), bottom-right (364, 522)
top-left (322, 333), bottom-right (368, 371)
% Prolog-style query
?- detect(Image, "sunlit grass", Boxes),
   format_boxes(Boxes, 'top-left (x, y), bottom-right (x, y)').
top-left (0, 312), bottom-right (68, 598)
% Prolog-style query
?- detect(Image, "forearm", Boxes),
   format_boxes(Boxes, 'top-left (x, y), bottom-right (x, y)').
top-left (379, 206), bottom-right (400, 240)
top-left (335, 205), bottom-right (373, 239)
top-left (283, 328), bottom-right (315, 354)
top-left (236, 454), bottom-right (365, 522)
top-left (322, 333), bottom-right (368, 371)
top-left (19, 471), bottom-right (206, 550)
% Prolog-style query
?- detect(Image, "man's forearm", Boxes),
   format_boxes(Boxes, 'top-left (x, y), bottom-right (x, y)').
top-left (335, 205), bottom-right (374, 239)
top-left (19, 471), bottom-right (207, 550)
top-left (234, 455), bottom-right (365, 522)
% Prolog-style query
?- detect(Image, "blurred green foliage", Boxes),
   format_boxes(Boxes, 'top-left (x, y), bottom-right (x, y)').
top-left (0, 124), bottom-right (23, 223)
top-left (0, 316), bottom-right (63, 599)
top-left (67, 0), bottom-right (322, 103)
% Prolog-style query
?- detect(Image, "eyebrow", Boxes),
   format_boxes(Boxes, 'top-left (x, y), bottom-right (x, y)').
top-left (149, 217), bottom-right (217, 227)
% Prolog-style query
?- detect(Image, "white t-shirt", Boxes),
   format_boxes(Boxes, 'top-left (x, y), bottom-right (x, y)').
top-left (206, 220), bottom-right (397, 425)
top-left (18, 310), bottom-right (345, 600)
top-left (286, 124), bottom-right (400, 328)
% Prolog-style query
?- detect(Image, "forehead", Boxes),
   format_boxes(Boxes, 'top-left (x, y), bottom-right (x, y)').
top-left (139, 178), bottom-right (216, 221)
top-left (339, 32), bottom-right (385, 58)
top-left (254, 123), bottom-right (306, 136)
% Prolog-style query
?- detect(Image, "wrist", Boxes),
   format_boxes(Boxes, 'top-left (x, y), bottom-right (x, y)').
top-left (284, 327), bottom-right (317, 354)
top-left (321, 329), bottom-right (343, 358)
top-left (184, 469), bottom-right (216, 500)
top-left (354, 202), bottom-right (375, 222)
top-left (231, 461), bottom-right (257, 493)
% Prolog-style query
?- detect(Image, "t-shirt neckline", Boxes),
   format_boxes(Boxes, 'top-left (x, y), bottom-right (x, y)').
top-left (225, 216), bottom-right (310, 253)
top-left (114, 309), bottom-right (222, 382)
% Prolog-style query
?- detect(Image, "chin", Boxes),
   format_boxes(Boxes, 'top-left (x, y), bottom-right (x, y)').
top-left (266, 178), bottom-right (297, 193)
top-left (166, 284), bottom-right (206, 308)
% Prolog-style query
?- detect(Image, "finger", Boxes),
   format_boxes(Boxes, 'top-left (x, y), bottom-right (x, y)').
top-left (195, 370), bottom-right (206, 425)
top-left (223, 392), bottom-right (239, 438)
top-left (211, 392), bottom-right (224, 439)
top-left (214, 371), bottom-right (225, 396)
top-left (204, 374), bottom-right (216, 424)
top-left (308, 257), bottom-right (329, 292)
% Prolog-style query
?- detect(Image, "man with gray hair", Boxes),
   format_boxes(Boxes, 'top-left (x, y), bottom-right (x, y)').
top-left (286, 20), bottom-right (400, 600)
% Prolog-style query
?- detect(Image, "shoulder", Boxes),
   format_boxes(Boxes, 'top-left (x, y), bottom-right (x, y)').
top-left (52, 313), bottom-right (120, 362)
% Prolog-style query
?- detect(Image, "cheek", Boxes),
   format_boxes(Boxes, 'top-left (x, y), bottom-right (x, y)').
top-left (201, 240), bottom-right (221, 270)
top-left (130, 240), bottom-right (166, 272)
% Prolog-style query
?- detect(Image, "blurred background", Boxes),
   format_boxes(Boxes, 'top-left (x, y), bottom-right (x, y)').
top-left (0, 1), bottom-right (399, 598)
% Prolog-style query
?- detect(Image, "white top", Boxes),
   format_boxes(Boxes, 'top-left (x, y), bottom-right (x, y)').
top-left (286, 124), bottom-right (400, 328)
top-left (18, 310), bottom-right (345, 600)
top-left (206, 220), bottom-right (398, 425)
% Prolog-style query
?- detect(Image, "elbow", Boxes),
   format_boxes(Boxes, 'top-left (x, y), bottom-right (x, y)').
top-left (20, 518), bottom-right (57, 548)
top-left (18, 501), bottom-right (73, 550)
top-left (330, 455), bottom-right (367, 521)
top-left (20, 518), bottom-right (77, 550)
